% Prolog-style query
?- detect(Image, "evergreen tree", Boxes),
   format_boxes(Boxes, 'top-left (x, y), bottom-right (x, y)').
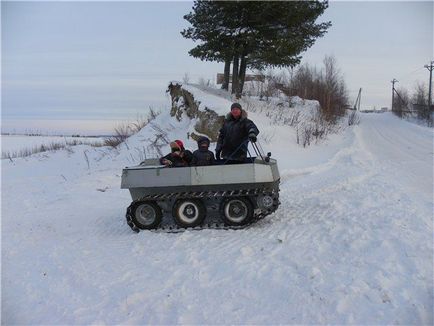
top-left (181, 1), bottom-right (235, 90)
top-left (182, 1), bottom-right (331, 98)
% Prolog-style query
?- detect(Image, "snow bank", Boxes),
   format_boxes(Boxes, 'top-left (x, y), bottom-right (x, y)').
top-left (1, 135), bottom-right (106, 156)
top-left (2, 85), bottom-right (432, 324)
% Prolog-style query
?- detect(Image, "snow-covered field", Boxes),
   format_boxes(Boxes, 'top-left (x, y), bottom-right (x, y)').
top-left (2, 85), bottom-right (433, 324)
top-left (1, 135), bottom-right (106, 156)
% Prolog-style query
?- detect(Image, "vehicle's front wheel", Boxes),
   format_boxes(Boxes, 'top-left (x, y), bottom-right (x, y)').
top-left (172, 199), bottom-right (206, 228)
top-left (131, 201), bottom-right (162, 229)
top-left (220, 197), bottom-right (253, 226)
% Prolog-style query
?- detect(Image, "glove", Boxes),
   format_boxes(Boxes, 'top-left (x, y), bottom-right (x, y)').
top-left (215, 150), bottom-right (221, 160)
top-left (161, 159), bottom-right (172, 166)
top-left (249, 133), bottom-right (257, 143)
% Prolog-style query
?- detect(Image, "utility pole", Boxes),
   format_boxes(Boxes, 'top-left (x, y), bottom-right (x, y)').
top-left (358, 88), bottom-right (362, 111)
top-left (353, 88), bottom-right (362, 111)
top-left (424, 61), bottom-right (433, 111)
top-left (391, 79), bottom-right (398, 111)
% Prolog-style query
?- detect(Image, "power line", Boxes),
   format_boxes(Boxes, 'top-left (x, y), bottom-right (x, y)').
top-left (395, 67), bottom-right (427, 88)
top-left (397, 66), bottom-right (425, 79)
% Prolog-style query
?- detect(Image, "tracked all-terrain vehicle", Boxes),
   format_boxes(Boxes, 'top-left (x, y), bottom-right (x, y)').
top-left (121, 146), bottom-right (280, 232)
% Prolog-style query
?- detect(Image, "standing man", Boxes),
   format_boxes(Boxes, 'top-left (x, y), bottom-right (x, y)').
top-left (215, 102), bottom-right (259, 164)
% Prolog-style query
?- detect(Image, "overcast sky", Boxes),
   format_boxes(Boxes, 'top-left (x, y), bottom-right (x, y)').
top-left (2, 1), bottom-right (433, 134)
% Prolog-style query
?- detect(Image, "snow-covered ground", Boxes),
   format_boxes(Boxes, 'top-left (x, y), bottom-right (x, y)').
top-left (1, 135), bottom-right (106, 156)
top-left (1, 85), bottom-right (433, 324)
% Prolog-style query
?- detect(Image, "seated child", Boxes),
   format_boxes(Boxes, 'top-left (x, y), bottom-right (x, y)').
top-left (191, 136), bottom-right (215, 166)
top-left (160, 140), bottom-right (193, 167)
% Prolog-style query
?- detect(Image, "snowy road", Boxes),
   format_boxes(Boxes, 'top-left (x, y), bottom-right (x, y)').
top-left (2, 112), bottom-right (433, 324)
top-left (357, 114), bottom-right (433, 202)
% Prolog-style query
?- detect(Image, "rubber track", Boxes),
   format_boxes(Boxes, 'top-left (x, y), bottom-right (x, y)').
top-left (125, 185), bottom-right (280, 233)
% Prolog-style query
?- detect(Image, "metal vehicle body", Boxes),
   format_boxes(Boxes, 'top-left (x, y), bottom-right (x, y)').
top-left (121, 155), bottom-right (280, 232)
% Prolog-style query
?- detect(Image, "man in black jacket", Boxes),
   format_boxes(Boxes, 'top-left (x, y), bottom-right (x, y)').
top-left (215, 102), bottom-right (259, 163)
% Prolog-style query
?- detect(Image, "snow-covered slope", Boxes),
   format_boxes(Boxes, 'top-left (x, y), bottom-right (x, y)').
top-left (2, 84), bottom-right (433, 324)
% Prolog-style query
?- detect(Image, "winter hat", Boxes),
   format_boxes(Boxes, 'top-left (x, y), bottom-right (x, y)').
top-left (231, 102), bottom-right (242, 111)
top-left (170, 140), bottom-right (183, 151)
top-left (174, 139), bottom-right (184, 149)
top-left (197, 136), bottom-right (210, 147)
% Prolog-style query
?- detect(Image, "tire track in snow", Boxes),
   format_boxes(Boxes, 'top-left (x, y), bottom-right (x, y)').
top-left (356, 114), bottom-right (433, 204)
top-left (3, 113), bottom-right (433, 324)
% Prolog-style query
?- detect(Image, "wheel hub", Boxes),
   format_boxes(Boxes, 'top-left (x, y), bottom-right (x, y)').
top-left (178, 202), bottom-right (199, 222)
top-left (262, 195), bottom-right (274, 208)
top-left (226, 200), bottom-right (247, 220)
top-left (184, 205), bottom-right (196, 218)
top-left (135, 204), bottom-right (156, 225)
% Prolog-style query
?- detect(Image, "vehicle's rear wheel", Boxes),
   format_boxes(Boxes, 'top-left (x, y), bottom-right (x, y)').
top-left (220, 197), bottom-right (253, 226)
top-left (131, 201), bottom-right (162, 229)
top-left (173, 199), bottom-right (206, 228)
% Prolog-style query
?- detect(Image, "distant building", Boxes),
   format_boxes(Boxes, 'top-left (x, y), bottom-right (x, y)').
top-left (359, 106), bottom-right (387, 113)
top-left (359, 108), bottom-right (374, 113)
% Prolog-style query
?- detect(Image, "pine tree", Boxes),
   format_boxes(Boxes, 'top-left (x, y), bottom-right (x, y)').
top-left (181, 1), bottom-right (331, 98)
top-left (181, 1), bottom-right (235, 90)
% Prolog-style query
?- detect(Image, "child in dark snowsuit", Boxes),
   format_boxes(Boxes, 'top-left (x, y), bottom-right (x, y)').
top-left (191, 136), bottom-right (215, 166)
top-left (160, 140), bottom-right (193, 167)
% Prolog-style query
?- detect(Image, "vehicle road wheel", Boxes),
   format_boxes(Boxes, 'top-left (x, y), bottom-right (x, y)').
top-left (173, 199), bottom-right (206, 228)
top-left (221, 197), bottom-right (253, 226)
top-left (132, 201), bottom-right (162, 229)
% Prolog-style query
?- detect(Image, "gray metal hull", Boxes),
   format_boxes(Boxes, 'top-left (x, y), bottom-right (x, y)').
top-left (121, 159), bottom-right (280, 201)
